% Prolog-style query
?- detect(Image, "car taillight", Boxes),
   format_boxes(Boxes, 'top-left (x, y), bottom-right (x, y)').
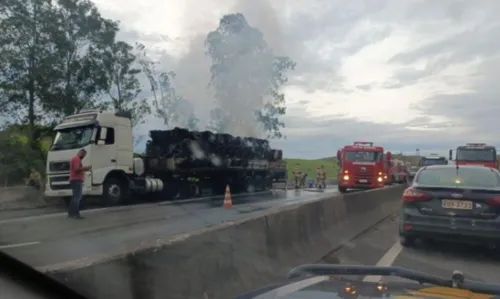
top-left (486, 196), bottom-right (500, 206)
top-left (402, 188), bottom-right (432, 202)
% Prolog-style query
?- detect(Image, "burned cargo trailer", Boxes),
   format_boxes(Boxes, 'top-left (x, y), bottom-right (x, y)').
top-left (142, 128), bottom-right (286, 199)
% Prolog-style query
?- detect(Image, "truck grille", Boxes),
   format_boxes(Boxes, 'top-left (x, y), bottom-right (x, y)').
top-left (49, 161), bottom-right (70, 172)
top-left (353, 165), bottom-right (375, 180)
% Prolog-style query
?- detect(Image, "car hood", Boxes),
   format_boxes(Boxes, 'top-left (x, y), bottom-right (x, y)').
top-left (238, 277), bottom-right (499, 299)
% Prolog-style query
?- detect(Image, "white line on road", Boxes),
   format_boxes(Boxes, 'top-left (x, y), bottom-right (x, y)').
top-left (0, 241), bottom-right (41, 249)
top-left (363, 241), bottom-right (403, 282)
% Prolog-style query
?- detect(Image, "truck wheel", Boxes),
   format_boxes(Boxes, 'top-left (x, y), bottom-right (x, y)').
top-left (103, 177), bottom-right (127, 206)
top-left (338, 186), bottom-right (347, 193)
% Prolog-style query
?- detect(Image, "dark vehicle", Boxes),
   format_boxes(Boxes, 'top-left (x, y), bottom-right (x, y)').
top-left (236, 264), bottom-right (500, 298)
top-left (399, 165), bottom-right (500, 247)
top-left (418, 156), bottom-right (448, 167)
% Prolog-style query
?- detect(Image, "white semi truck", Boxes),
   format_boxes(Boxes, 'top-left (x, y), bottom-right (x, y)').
top-left (44, 109), bottom-right (286, 206)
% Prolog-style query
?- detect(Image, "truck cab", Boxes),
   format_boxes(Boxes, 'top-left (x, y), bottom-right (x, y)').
top-left (418, 154), bottom-right (448, 167)
top-left (45, 110), bottom-right (134, 205)
top-left (449, 143), bottom-right (498, 169)
top-left (336, 141), bottom-right (391, 193)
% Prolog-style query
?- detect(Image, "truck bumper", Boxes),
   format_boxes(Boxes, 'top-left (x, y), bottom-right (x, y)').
top-left (45, 172), bottom-right (103, 197)
top-left (44, 185), bottom-right (103, 197)
top-left (338, 179), bottom-right (384, 189)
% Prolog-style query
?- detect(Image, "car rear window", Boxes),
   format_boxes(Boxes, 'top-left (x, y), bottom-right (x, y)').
top-left (416, 167), bottom-right (500, 188)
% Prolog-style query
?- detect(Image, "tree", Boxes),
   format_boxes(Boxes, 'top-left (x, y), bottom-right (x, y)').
top-left (0, 0), bottom-right (119, 148)
top-left (205, 13), bottom-right (295, 138)
top-left (0, 0), bottom-right (58, 146)
top-left (43, 0), bottom-right (119, 118)
top-left (103, 41), bottom-right (150, 127)
top-left (136, 43), bottom-right (180, 128)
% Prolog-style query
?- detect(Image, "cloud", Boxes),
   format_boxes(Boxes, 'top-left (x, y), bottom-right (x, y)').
top-left (92, 0), bottom-right (500, 157)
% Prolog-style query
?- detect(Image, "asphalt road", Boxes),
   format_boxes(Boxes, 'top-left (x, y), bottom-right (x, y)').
top-left (0, 187), bottom-right (339, 269)
top-left (325, 214), bottom-right (500, 285)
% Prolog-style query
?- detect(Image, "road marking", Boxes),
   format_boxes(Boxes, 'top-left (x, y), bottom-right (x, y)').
top-left (0, 241), bottom-right (41, 249)
top-left (363, 241), bottom-right (403, 282)
top-left (255, 276), bottom-right (329, 299)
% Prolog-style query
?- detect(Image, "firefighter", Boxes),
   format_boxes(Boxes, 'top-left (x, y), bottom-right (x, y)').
top-left (315, 166), bottom-right (321, 188)
top-left (301, 172), bottom-right (308, 188)
top-left (319, 165), bottom-right (327, 189)
top-left (293, 163), bottom-right (301, 188)
top-left (26, 168), bottom-right (43, 190)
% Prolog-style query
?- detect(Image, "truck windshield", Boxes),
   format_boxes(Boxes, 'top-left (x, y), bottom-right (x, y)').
top-left (344, 151), bottom-right (382, 162)
top-left (456, 148), bottom-right (496, 162)
top-left (51, 126), bottom-right (95, 151)
top-left (419, 158), bottom-right (447, 166)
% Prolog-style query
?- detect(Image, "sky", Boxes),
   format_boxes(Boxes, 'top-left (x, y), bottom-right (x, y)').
top-left (91, 0), bottom-right (500, 159)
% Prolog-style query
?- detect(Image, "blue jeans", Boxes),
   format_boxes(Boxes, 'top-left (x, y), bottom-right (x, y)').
top-left (69, 180), bottom-right (83, 216)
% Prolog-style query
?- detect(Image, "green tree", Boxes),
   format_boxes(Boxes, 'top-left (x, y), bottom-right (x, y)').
top-left (103, 41), bottom-right (150, 127)
top-left (0, 0), bottom-right (58, 146)
top-left (136, 43), bottom-right (180, 127)
top-left (43, 0), bottom-right (118, 118)
top-left (205, 13), bottom-right (295, 139)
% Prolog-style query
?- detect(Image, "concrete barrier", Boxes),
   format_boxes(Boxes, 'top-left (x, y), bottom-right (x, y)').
top-left (44, 185), bottom-right (406, 299)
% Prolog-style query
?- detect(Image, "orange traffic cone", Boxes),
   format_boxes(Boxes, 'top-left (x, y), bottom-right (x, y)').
top-left (223, 185), bottom-right (232, 208)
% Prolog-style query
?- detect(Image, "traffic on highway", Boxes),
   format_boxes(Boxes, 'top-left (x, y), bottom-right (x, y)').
top-left (2, 135), bottom-right (500, 298)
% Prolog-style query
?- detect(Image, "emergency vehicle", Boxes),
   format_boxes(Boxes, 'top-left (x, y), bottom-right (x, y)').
top-left (336, 141), bottom-right (391, 193)
top-left (386, 158), bottom-right (408, 185)
top-left (449, 143), bottom-right (498, 169)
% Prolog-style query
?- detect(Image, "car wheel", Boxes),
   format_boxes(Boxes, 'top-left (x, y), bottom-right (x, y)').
top-left (399, 234), bottom-right (416, 247)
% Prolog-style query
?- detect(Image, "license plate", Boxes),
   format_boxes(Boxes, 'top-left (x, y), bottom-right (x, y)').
top-left (442, 199), bottom-right (473, 210)
top-left (359, 179), bottom-right (367, 183)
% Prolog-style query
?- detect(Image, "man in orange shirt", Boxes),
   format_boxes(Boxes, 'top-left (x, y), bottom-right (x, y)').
top-left (68, 149), bottom-right (91, 219)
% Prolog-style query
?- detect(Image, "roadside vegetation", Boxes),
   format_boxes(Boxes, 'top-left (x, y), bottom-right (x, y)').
top-left (284, 158), bottom-right (339, 181)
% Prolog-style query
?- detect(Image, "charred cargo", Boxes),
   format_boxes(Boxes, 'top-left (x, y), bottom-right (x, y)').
top-left (145, 128), bottom-right (283, 172)
top-left (139, 128), bottom-right (286, 199)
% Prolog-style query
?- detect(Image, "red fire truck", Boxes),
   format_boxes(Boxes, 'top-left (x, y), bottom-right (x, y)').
top-left (449, 143), bottom-right (498, 169)
top-left (336, 141), bottom-right (392, 193)
top-left (385, 158), bottom-right (408, 185)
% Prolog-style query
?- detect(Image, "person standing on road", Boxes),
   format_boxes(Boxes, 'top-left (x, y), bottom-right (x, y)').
top-left (315, 166), bottom-right (321, 188)
top-left (68, 149), bottom-right (91, 219)
top-left (320, 165), bottom-right (327, 189)
top-left (293, 163), bottom-right (302, 188)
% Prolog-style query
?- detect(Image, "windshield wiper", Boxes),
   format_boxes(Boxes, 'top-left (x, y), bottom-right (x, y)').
top-left (287, 264), bottom-right (500, 295)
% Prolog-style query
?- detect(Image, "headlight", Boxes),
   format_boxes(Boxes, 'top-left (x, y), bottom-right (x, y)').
top-left (377, 177), bottom-right (383, 182)
top-left (343, 175), bottom-right (349, 180)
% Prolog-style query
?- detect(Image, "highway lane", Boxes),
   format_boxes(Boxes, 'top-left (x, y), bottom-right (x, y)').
top-left (327, 214), bottom-right (500, 286)
top-left (0, 187), bottom-right (339, 269)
